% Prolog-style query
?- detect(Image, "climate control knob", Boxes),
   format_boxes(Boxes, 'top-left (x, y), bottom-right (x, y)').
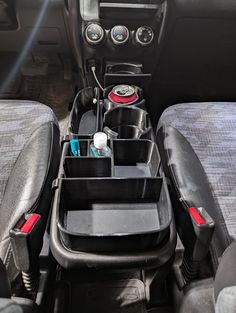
top-left (85, 23), bottom-right (105, 45)
top-left (110, 25), bottom-right (129, 45)
top-left (135, 26), bottom-right (154, 46)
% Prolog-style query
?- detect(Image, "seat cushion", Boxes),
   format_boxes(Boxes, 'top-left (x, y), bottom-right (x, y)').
top-left (157, 102), bottom-right (236, 262)
top-left (0, 299), bottom-right (22, 313)
top-left (0, 100), bottom-right (60, 280)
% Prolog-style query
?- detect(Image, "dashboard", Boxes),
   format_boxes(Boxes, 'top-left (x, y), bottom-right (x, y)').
top-left (77, 0), bottom-right (166, 87)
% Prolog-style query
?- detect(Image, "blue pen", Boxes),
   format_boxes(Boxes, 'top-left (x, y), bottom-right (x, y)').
top-left (70, 139), bottom-right (81, 156)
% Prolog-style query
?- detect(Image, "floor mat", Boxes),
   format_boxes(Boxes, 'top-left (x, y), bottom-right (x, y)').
top-left (21, 73), bottom-right (74, 136)
top-left (70, 279), bottom-right (147, 313)
top-left (0, 58), bottom-right (75, 136)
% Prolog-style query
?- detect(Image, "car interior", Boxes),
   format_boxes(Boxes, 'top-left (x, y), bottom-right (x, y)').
top-left (0, 0), bottom-right (236, 312)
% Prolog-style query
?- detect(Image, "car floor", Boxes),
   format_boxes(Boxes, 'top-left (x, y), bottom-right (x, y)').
top-left (46, 267), bottom-right (174, 313)
top-left (20, 73), bottom-right (74, 136)
top-left (0, 52), bottom-right (76, 137)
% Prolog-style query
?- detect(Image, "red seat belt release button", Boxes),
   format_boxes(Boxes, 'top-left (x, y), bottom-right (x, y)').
top-left (188, 207), bottom-right (206, 225)
top-left (20, 213), bottom-right (40, 234)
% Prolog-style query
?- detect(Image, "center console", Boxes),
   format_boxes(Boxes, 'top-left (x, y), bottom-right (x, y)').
top-left (50, 85), bottom-right (176, 270)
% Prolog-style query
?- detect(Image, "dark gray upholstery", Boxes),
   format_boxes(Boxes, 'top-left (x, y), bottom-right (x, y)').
top-left (0, 299), bottom-right (22, 313)
top-left (0, 100), bottom-right (58, 206)
top-left (214, 241), bottom-right (236, 300)
top-left (0, 100), bottom-right (60, 281)
top-left (158, 102), bottom-right (236, 261)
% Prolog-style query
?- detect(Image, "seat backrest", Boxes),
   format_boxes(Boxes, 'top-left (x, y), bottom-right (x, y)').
top-left (149, 0), bottom-right (236, 125)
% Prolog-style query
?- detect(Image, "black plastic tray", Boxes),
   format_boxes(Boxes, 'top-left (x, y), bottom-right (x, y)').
top-left (51, 87), bottom-right (174, 262)
top-left (57, 177), bottom-right (172, 252)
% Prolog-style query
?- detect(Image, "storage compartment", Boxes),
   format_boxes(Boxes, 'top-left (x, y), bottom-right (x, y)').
top-left (113, 140), bottom-right (159, 177)
top-left (57, 178), bottom-right (172, 252)
top-left (63, 141), bottom-right (112, 178)
top-left (68, 87), bottom-right (101, 137)
top-left (67, 140), bottom-right (88, 157)
top-left (99, 1), bottom-right (161, 20)
top-left (106, 63), bottom-right (143, 75)
top-left (64, 157), bottom-right (112, 178)
top-left (63, 139), bottom-right (159, 178)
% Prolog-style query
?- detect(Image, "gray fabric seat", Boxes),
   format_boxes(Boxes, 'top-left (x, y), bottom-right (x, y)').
top-left (157, 102), bottom-right (236, 265)
top-left (0, 299), bottom-right (22, 313)
top-left (0, 100), bottom-right (60, 282)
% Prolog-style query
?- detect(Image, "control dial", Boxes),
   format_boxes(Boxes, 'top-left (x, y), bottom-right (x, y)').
top-left (111, 25), bottom-right (129, 45)
top-left (135, 26), bottom-right (154, 46)
top-left (85, 23), bottom-right (105, 45)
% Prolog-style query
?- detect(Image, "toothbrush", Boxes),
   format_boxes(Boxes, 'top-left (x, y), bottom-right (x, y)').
top-left (70, 139), bottom-right (81, 156)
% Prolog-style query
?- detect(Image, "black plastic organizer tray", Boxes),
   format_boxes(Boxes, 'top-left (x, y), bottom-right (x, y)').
top-left (54, 138), bottom-right (172, 253)
top-left (50, 87), bottom-right (176, 268)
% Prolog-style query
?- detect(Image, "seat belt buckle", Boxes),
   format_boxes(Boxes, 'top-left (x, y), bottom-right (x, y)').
top-left (188, 207), bottom-right (215, 261)
top-left (10, 213), bottom-right (41, 273)
top-left (189, 207), bottom-right (214, 227)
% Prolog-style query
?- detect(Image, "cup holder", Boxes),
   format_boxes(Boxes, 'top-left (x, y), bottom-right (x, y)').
top-left (103, 106), bottom-right (152, 139)
top-left (111, 125), bottom-right (142, 139)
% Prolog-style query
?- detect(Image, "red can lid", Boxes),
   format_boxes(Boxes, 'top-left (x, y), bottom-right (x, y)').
top-left (108, 85), bottom-right (139, 105)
